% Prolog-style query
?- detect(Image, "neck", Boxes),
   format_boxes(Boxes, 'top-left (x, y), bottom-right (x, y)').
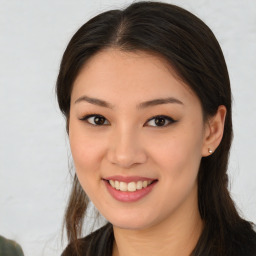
top-left (112, 193), bottom-right (203, 256)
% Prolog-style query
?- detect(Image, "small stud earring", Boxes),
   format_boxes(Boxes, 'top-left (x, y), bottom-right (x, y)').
top-left (208, 148), bottom-right (213, 154)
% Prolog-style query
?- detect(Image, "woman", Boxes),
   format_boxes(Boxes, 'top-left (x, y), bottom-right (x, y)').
top-left (57, 1), bottom-right (256, 255)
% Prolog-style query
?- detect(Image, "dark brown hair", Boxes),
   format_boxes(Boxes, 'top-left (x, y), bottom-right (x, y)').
top-left (56, 1), bottom-right (256, 255)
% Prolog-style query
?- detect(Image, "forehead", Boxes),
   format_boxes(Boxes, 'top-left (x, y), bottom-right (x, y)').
top-left (71, 48), bottom-right (198, 106)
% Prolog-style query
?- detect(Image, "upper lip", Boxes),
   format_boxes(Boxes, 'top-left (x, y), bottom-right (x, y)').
top-left (103, 175), bottom-right (157, 183)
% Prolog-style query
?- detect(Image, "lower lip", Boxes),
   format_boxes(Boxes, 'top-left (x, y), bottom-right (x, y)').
top-left (104, 180), bottom-right (157, 202)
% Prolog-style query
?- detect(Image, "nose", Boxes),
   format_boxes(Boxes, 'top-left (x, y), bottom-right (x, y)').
top-left (107, 127), bottom-right (147, 169)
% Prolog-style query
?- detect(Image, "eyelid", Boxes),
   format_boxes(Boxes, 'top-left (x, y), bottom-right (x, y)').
top-left (145, 115), bottom-right (176, 127)
top-left (79, 114), bottom-right (176, 127)
top-left (79, 114), bottom-right (110, 126)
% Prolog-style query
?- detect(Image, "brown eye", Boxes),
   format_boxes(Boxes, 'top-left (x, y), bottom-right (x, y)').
top-left (146, 115), bottom-right (175, 127)
top-left (81, 115), bottom-right (109, 126)
top-left (154, 117), bottom-right (166, 126)
top-left (93, 116), bottom-right (106, 125)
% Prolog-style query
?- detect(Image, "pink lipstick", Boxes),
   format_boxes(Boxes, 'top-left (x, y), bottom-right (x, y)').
top-left (103, 176), bottom-right (158, 202)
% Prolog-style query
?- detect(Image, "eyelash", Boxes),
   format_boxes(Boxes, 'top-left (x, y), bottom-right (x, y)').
top-left (79, 114), bottom-right (176, 127)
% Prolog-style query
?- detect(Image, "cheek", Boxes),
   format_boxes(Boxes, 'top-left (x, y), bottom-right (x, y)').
top-left (69, 122), bottom-right (107, 185)
top-left (148, 128), bottom-right (203, 183)
top-left (69, 133), bottom-right (106, 201)
top-left (148, 134), bottom-right (202, 213)
top-left (70, 136), bottom-right (101, 168)
top-left (151, 130), bottom-right (202, 162)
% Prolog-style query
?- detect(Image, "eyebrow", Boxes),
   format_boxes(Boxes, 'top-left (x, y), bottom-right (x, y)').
top-left (75, 95), bottom-right (114, 108)
top-left (138, 97), bottom-right (183, 109)
top-left (74, 95), bottom-right (184, 109)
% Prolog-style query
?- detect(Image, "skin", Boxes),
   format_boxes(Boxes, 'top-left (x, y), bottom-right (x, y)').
top-left (69, 48), bottom-right (226, 256)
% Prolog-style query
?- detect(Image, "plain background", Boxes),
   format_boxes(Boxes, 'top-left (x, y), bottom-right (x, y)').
top-left (0, 0), bottom-right (255, 255)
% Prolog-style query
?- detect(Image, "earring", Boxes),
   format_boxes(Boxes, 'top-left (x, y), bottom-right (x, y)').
top-left (208, 148), bottom-right (213, 154)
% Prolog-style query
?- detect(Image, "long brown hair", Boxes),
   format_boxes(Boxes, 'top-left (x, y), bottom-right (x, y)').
top-left (56, 1), bottom-right (256, 255)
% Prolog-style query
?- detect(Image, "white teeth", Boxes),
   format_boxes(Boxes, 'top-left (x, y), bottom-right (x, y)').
top-left (114, 180), bottom-right (120, 190)
top-left (110, 180), bottom-right (115, 187)
top-left (109, 179), bottom-right (154, 191)
top-left (120, 182), bottom-right (127, 191)
top-left (127, 182), bottom-right (136, 192)
top-left (136, 181), bottom-right (143, 190)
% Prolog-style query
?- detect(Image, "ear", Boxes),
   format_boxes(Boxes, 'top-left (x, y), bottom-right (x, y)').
top-left (202, 105), bottom-right (227, 157)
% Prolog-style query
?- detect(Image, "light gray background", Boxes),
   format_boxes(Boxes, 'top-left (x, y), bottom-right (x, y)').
top-left (0, 0), bottom-right (255, 255)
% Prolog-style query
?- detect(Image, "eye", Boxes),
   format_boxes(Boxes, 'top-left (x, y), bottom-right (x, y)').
top-left (80, 114), bottom-right (109, 126)
top-left (146, 115), bottom-right (176, 127)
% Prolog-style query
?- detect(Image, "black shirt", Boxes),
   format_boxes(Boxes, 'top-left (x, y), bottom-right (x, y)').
top-left (61, 223), bottom-right (113, 256)
top-left (62, 223), bottom-right (256, 256)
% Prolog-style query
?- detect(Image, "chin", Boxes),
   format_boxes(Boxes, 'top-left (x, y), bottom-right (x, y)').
top-left (112, 221), bottom-right (149, 230)
top-left (107, 213), bottom-right (157, 231)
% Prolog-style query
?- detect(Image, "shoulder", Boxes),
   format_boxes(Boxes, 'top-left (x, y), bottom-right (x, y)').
top-left (61, 223), bottom-right (113, 256)
top-left (0, 235), bottom-right (24, 256)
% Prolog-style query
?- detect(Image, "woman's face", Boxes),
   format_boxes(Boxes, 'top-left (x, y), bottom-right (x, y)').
top-left (69, 49), bottom-right (208, 230)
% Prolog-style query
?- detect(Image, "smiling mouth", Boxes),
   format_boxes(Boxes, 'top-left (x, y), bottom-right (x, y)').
top-left (105, 179), bottom-right (157, 192)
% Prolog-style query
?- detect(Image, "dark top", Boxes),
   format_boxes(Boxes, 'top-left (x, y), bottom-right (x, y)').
top-left (62, 223), bottom-right (256, 256)
top-left (0, 235), bottom-right (24, 256)
top-left (61, 223), bottom-right (113, 256)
